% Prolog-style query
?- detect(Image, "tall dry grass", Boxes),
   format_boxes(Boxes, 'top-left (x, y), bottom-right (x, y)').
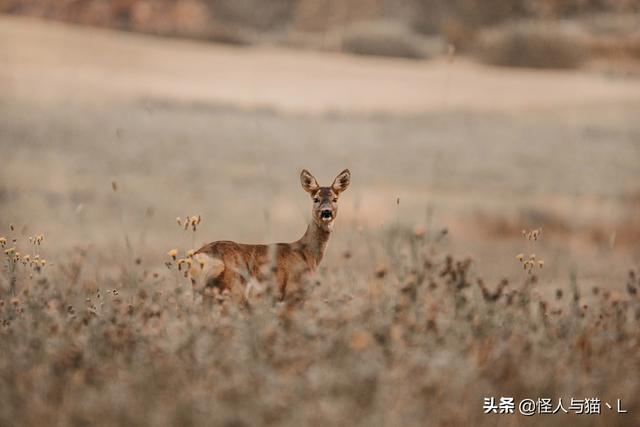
top-left (1, 219), bottom-right (639, 426)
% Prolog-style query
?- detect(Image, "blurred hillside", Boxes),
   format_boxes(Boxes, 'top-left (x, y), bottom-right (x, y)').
top-left (2, 0), bottom-right (640, 70)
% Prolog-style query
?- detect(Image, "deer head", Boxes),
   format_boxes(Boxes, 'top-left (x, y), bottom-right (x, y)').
top-left (300, 169), bottom-right (351, 232)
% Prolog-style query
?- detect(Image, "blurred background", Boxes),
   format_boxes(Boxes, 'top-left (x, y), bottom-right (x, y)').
top-left (1, 0), bottom-right (639, 285)
top-left (2, 0), bottom-right (640, 69)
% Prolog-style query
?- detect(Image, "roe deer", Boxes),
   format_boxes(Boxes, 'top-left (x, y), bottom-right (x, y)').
top-left (192, 169), bottom-right (351, 303)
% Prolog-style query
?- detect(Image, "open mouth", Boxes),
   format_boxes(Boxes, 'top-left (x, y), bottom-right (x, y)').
top-left (320, 211), bottom-right (333, 222)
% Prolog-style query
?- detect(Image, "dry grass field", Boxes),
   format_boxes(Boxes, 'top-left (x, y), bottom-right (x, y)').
top-left (1, 15), bottom-right (640, 426)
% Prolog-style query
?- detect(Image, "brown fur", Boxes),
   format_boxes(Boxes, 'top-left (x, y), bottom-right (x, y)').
top-left (193, 169), bottom-right (350, 303)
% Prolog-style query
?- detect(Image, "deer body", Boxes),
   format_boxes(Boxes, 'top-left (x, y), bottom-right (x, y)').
top-left (193, 169), bottom-right (350, 302)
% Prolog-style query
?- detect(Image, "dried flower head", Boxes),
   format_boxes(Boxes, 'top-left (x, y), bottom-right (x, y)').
top-left (374, 265), bottom-right (388, 279)
top-left (350, 330), bottom-right (372, 351)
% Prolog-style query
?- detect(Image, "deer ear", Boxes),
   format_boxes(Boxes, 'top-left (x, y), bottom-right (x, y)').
top-left (300, 169), bottom-right (319, 193)
top-left (332, 169), bottom-right (351, 194)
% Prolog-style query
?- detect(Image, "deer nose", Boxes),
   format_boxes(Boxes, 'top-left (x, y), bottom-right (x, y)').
top-left (320, 209), bottom-right (333, 219)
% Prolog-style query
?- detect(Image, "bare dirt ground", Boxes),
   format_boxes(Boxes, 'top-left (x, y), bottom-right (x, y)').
top-left (1, 15), bottom-right (639, 286)
top-left (3, 16), bottom-right (640, 114)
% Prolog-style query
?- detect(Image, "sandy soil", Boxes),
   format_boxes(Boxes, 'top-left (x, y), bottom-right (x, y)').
top-left (2, 16), bottom-right (640, 114)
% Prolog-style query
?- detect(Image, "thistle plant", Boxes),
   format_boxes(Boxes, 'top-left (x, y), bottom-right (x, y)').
top-left (516, 228), bottom-right (544, 274)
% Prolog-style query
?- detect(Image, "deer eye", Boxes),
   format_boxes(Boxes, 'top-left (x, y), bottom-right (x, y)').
top-left (313, 198), bottom-right (320, 203)
top-left (332, 198), bottom-right (338, 203)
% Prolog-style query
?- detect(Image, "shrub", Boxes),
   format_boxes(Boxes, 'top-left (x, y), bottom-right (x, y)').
top-left (341, 20), bottom-right (431, 60)
top-left (204, 0), bottom-right (296, 31)
top-left (475, 20), bottom-right (588, 69)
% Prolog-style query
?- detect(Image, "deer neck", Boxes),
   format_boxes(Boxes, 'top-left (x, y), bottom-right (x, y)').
top-left (298, 221), bottom-right (331, 266)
